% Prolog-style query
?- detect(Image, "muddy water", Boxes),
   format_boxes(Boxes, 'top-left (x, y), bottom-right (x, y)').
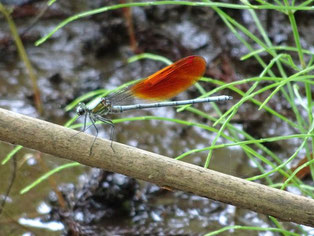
top-left (0, 1), bottom-right (312, 235)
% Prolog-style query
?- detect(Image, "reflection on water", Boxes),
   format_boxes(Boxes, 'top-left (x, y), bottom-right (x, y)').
top-left (19, 218), bottom-right (64, 231)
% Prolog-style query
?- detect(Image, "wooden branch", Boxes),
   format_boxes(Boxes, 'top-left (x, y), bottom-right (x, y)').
top-left (0, 108), bottom-right (313, 227)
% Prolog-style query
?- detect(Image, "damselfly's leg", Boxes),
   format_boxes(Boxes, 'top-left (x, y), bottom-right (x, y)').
top-left (107, 120), bottom-right (115, 151)
top-left (89, 116), bottom-right (99, 156)
top-left (71, 113), bottom-right (88, 138)
top-left (82, 111), bottom-right (88, 131)
top-left (109, 122), bottom-right (115, 150)
top-left (95, 115), bottom-right (115, 152)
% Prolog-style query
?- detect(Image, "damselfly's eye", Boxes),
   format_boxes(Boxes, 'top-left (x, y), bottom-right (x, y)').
top-left (76, 103), bottom-right (86, 116)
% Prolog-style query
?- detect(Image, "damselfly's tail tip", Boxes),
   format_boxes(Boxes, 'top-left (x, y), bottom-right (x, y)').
top-left (227, 96), bottom-right (233, 100)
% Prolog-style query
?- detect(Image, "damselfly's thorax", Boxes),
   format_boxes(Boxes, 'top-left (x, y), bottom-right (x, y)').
top-left (98, 97), bottom-right (113, 115)
top-left (100, 97), bottom-right (111, 107)
top-left (76, 97), bottom-right (114, 119)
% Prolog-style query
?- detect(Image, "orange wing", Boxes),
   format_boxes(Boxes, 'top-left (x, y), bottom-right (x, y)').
top-left (130, 56), bottom-right (206, 101)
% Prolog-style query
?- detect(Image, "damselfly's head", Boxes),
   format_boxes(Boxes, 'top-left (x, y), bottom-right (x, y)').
top-left (76, 102), bottom-right (88, 116)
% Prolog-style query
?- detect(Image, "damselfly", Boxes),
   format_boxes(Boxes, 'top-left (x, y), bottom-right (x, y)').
top-left (75, 56), bottom-right (232, 153)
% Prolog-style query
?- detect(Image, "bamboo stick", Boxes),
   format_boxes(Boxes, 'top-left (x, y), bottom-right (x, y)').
top-left (0, 108), bottom-right (313, 226)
